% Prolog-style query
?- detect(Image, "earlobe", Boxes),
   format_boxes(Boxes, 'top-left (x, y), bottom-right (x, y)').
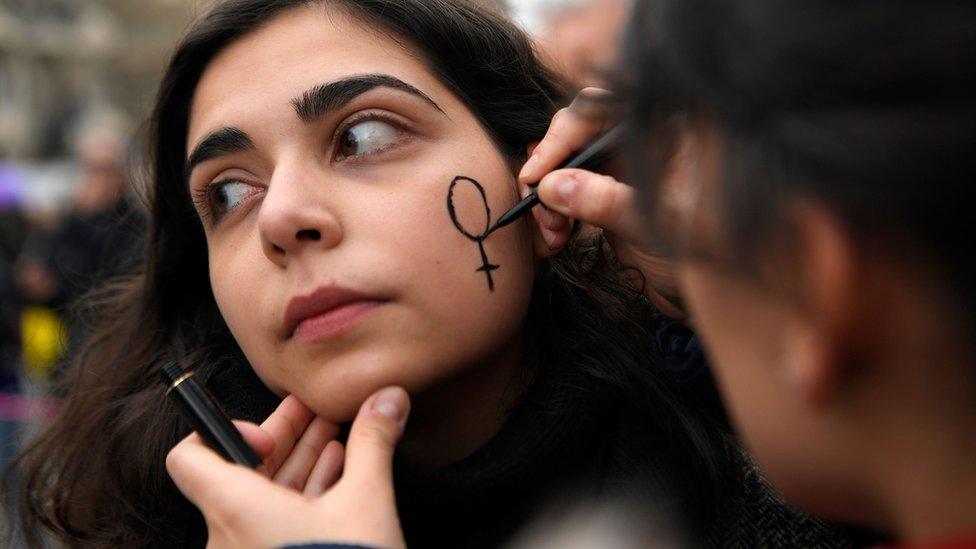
top-left (783, 324), bottom-right (837, 407)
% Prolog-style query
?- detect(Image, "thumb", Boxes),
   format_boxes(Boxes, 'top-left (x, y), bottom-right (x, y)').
top-left (341, 386), bottom-right (410, 485)
top-left (536, 168), bottom-right (643, 241)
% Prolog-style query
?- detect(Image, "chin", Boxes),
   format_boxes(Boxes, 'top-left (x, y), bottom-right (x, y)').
top-left (267, 338), bottom-right (475, 421)
top-left (280, 355), bottom-right (424, 423)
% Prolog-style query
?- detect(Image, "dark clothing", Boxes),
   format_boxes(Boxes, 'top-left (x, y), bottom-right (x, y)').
top-left (16, 199), bottom-right (143, 385)
top-left (0, 209), bottom-right (27, 389)
top-left (16, 198), bottom-right (142, 311)
top-left (201, 319), bottom-right (857, 549)
top-left (48, 198), bottom-right (143, 307)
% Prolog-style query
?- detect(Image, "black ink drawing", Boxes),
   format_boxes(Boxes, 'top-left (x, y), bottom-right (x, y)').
top-left (447, 176), bottom-right (499, 292)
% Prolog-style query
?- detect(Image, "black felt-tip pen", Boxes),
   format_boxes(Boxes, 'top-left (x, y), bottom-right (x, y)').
top-left (486, 122), bottom-right (629, 236)
top-left (161, 362), bottom-right (262, 469)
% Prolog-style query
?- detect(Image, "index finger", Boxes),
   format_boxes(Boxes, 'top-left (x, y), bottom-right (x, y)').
top-left (519, 88), bottom-right (615, 185)
top-left (261, 395), bottom-right (334, 475)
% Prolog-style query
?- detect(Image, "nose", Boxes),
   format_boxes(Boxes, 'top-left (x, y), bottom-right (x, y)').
top-left (258, 164), bottom-right (343, 267)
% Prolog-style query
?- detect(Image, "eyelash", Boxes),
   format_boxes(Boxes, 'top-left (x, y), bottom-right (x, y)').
top-left (192, 111), bottom-right (411, 226)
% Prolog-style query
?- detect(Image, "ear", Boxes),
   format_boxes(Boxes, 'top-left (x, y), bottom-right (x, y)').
top-left (781, 201), bottom-right (858, 408)
top-left (520, 143), bottom-right (573, 258)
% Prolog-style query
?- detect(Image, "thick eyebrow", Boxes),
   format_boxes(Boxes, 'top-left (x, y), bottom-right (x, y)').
top-left (185, 127), bottom-right (255, 178)
top-left (291, 73), bottom-right (445, 123)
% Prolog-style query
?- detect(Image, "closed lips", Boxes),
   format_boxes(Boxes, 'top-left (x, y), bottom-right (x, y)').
top-left (283, 287), bottom-right (386, 340)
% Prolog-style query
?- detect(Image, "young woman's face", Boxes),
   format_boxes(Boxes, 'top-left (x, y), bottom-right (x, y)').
top-left (185, 6), bottom-right (538, 421)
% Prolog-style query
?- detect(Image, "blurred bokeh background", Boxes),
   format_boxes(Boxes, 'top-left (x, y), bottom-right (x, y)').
top-left (1, 0), bottom-right (206, 480)
top-left (0, 0), bottom-right (628, 504)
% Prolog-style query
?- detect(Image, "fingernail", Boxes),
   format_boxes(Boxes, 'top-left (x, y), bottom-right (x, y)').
top-left (371, 387), bottom-right (409, 425)
top-left (520, 154), bottom-right (540, 180)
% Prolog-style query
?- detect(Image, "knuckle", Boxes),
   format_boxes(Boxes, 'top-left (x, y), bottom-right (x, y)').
top-left (552, 107), bottom-right (571, 125)
top-left (279, 415), bottom-right (302, 444)
top-left (165, 446), bottom-right (187, 475)
top-left (284, 476), bottom-right (304, 492)
top-left (588, 179), bottom-right (620, 219)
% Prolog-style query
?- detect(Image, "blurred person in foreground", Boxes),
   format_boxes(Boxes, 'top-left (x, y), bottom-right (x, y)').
top-left (523, 0), bottom-right (976, 545)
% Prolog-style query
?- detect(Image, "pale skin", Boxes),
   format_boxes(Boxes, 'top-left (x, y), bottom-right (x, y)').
top-left (166, 82), bottom-right (686, 547)
top-left (167, 387), bottom-right (412, 548)
top-left (166, 4), bottom-right (575, 548)
top-left (182, 5), bottom-right (577, 466)
top-left (168, 5), bottom-right (976, 543)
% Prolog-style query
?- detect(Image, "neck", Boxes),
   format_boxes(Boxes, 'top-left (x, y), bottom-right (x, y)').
top-left (842, 260), bottom-right (976, 541)
top-left (870, 392), bottom-right (976, 541)
top-left (397, 333), bottom-right (531, 468)
top-left (843, 338), bottom-right (976, 541)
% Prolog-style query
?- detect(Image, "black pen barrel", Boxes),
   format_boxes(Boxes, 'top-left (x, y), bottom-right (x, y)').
top-left (487, 122), bottom-right (629, 235)
top-left (162, 362), bottom-right (262, 469)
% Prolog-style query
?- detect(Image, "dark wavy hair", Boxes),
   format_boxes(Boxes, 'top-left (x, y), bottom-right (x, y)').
top-left (623, 0), bottom-right (976, 331)
top-left (3, 1), bottom-right (734, 546)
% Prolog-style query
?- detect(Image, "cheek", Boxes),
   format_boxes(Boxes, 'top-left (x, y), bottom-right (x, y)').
top-left (372, 170), bottom-right (534, 331)
top-left (332, 170), bottom-right (534, 387)
top-left (207, 235), bottom-right (283, 387)
top-left (209, 237), bottom-right (246, 322)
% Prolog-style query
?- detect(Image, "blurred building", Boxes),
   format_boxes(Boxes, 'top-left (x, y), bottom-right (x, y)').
top-left (0, 0), bottom-right (199, 159)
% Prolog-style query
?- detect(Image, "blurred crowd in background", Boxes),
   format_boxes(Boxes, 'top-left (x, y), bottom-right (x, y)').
top-left (0, 0), bottom-right (628, 480)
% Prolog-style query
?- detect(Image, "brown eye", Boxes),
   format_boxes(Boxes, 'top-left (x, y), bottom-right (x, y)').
top-left (202, 180), bottom-right (259, 223)
top-left (337, 119), bottom-right (399, 158)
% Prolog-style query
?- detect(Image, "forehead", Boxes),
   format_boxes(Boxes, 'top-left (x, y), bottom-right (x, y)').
top-left (187, 5), bottom-right (443, 149)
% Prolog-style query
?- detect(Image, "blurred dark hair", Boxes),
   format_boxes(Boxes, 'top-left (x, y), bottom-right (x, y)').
top-left (623, 0), bottom-right (976, 329)
top-left (3, 1), bottom-right (734, 547)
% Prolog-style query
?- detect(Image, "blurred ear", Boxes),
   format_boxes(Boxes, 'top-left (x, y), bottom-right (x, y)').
top-left (781, 201), bottom-right (858, 408)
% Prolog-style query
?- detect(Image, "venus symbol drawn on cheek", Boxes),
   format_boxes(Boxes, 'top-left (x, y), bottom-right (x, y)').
top-left (447, 175), bottom-right (499, 292)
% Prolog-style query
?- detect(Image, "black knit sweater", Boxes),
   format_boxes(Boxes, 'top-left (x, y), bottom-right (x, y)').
top-left (191, 324), bottom-right (859, 549)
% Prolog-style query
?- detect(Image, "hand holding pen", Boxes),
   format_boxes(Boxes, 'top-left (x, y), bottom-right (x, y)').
top-left (164, 377), bottom-right (411, 549)
top-left (515, 88), bottom-right (689, 319)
